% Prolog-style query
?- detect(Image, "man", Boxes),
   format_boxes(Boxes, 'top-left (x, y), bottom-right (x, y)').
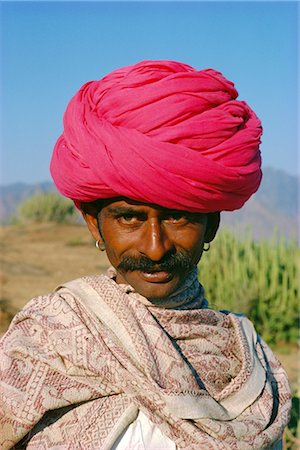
top-left (0, 61), bottom-right (291, 449)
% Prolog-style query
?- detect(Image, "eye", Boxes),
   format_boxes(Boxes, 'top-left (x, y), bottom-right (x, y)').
top-left (118, 213), bottom-right (142, 225)
top-left (165, 212), bottom-right (188, 224)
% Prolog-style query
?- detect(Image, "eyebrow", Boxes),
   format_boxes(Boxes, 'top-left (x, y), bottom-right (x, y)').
top-left (106, 205), bottom-right (206, 222)
top-left (106, 206), bottom-right (143, 216)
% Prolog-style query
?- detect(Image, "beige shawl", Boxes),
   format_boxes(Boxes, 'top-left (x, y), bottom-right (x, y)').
top-left (0, 269), bottom-right (291, 449)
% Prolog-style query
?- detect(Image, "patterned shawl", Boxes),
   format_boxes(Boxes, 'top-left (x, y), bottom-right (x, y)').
top-left (0, 269), bottom-right (291, 449)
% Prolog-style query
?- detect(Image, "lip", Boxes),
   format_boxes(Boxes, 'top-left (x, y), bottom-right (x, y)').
top-left (138, 270), bottom-right (174, 283)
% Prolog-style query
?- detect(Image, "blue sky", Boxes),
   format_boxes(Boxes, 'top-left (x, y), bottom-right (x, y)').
top-left (1, 1), bottom-right (298, 185)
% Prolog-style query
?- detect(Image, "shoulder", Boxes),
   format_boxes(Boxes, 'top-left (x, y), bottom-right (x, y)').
top-left (227, 312), bottom-right (291, 387)
top-left (0, 273), bottom-right (108, 351)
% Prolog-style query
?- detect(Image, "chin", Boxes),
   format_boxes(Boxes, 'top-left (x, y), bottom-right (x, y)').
top-left (137, 285), bottom-right (178, 301)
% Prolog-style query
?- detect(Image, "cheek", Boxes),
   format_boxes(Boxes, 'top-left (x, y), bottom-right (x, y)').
top-left (174, 227), bottom-right (206, 262)
top-left (187, 237), bottom-right (206, 266)
top-left (174, 226), bottom-right (206, 248)
top-left (101, 226), bottom-right (135, 260)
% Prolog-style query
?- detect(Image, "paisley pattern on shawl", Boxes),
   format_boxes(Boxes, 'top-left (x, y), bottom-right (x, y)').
top-left (0, 268), bottom-right (291, 449)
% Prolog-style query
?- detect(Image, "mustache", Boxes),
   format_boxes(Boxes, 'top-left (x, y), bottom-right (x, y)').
top-left (117, 250), bottom-right (194, 273)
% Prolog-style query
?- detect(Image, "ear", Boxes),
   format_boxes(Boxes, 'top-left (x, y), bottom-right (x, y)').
top-left (80, 203), bottom-right (103, 243)
top-left (204, 212), bottom-right (220, 243)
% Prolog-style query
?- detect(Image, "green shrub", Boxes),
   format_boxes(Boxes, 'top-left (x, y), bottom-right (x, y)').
top-left (199, 229), bottom-right (299, 345)
top-left (15, 192), bottom-right (76, 224)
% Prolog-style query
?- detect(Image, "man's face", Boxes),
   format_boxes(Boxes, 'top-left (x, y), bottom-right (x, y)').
top-left (85, 198), bottom-right (219, 300)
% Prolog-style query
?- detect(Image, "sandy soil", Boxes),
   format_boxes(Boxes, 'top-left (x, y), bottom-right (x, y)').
top-left (0, 223), bottom-right (109, 313)
top-left (1, 223), bottom-right (299, 389)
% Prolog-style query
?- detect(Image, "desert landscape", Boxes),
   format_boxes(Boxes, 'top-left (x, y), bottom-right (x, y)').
top-left (0, 223), bottom-right (109, 326)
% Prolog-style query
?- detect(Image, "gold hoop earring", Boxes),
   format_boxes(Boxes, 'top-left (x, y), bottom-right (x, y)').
top-left (203, 243), bottom-right (210, 252)
top-left (95, 240), bottom-right (105, 251)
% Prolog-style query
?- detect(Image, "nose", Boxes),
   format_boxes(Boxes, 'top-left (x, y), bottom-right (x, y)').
top-left (139, 219), bottom-right (174, 262)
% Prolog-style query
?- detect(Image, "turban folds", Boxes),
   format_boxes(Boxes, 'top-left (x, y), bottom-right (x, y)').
top-left (50, 60), bottom-right (262, 212)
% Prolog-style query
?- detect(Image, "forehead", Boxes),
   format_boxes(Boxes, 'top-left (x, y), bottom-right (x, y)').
top-left (99, 197), bottom-right (207, 223)
top-left (101, 197), bottom-right (199, 215)
top-left (102, 197), bottom-right (169, 212)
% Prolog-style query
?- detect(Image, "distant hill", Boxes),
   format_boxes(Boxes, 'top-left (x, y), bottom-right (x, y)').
top-left (222, 167), bottom-right (299, 241)
top-left (0, 167), bottom-right (299, 241)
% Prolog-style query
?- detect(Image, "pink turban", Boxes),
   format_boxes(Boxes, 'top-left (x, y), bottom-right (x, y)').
top-left (50, 60), bottom-right (262, 212)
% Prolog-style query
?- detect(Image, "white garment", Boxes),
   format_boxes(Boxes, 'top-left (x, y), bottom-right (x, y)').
top-left (112, 410), bottom-right (283, 450)
top-left (113, 411), bottom-right (176, 450)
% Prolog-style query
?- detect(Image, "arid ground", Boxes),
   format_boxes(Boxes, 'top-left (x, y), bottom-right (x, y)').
top-left (1, 223), bottom-right (299, 392)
